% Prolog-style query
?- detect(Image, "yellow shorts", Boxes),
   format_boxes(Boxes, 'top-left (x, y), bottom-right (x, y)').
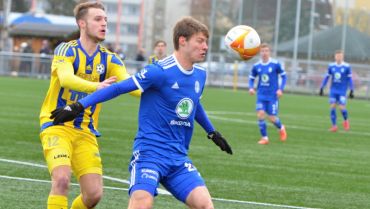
top-left (40, 126), bottom-right (102, 179)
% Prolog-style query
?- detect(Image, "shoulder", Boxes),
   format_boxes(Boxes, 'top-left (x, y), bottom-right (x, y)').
top-left (342, 62), bottom-right (350, 67)
top-left (99, 45), bottom-right (124, 66)
top-left (328, 62), bottom-right (336, 67)
top-left (157, 55), bottom-right (176, 69)
top-left (54, 40), bottom-right (78, 56)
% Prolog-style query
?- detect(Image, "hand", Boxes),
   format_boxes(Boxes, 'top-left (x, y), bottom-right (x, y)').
top-left (97, 76), bottom-right (117, 90)
top-left (207, 131), bottom-right (233, 155)
top-left (249, 88), bottom-right (255, 96)
top-left (319, 88), bottom-right (324, 96)
top-left (276, 89), bottom-right (283, 98)
top-left (349, 90), bottom-right (354, 99)
top-left (50, 102), bottom-right (84, 125)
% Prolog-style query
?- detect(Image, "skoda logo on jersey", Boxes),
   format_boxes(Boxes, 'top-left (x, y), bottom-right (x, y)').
top-left (176, 98), bottom-right (194, 119)
top-left (195, 81), bottom-right (200, 93)
top-left (261, 74), bottom-right (269, 83)
top-left (334, 72), bottom-right (341, 80)
top-left (96, 64), bottom-right (105, 74)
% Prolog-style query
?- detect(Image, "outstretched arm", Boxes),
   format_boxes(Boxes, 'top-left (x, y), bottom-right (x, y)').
top-left (50, 77), bottom-right (139, 124)
top-left (195, 103), bottom-right (232, 155)
top-left (79, 77), bottom-right (138, 108)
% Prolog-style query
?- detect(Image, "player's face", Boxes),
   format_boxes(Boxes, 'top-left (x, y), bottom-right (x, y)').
top-left (183, 32), bottom-right (208, 63)
top-left (155, 43), bottom-right (166, 57)
top-left (83, 8), bottom-right (107, 43)
top-left (335, 52), bottom-right (344, 63)
top-left (260, 47), bottom-right (270, 61)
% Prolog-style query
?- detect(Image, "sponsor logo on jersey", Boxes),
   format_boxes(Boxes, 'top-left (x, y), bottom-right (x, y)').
top-left (96, 64), bottom-right (105, 74)
top-left (176, 98), bottom-right (194, 119)
top-left (170, 120), bottom-right (191, 127)
top-left (195, 81), bottom-right (200, 93)
top-left (260, 74), bottom-right (270, 86)
top-left (171, 82), bottom-right (179, 89)
top-left (334, 72), bottom-right (341, 81)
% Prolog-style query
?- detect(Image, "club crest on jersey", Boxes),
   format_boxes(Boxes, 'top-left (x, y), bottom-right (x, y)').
top-left (268, 67), bottom-right (272, 73)
top-left (195, 81), bottom-right (200, 93)
top-left (341, 68), bottom-right (344, 73)
top-left (96, 64), bottom-right (105, 74)
top-left (176, 98), bottom-right (194, 119)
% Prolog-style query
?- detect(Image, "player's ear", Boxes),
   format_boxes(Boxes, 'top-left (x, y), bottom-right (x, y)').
top-left (179, 36), bottom-right (186, 47)
top-left (77, 19), bottom-right (86, 29)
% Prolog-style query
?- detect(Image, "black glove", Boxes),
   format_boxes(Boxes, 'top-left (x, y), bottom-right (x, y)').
top-left (319, 88), bottom-right (324, 96)
top-left (207, 131), bottom-right (233, 155)
top-left (349, 90), bottom-right (354, 99)
top-left (50, 102), bottom-right (84, 125)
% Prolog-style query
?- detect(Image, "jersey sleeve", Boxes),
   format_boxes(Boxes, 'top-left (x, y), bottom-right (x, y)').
top-left (131, 64), bottom-right (165, 92)
top-left (52, 43), bottom-right (99, 93)
top-left (107, 53), bottom-right (141, 97)
top-left (248, 65), bottom-right (257, 89)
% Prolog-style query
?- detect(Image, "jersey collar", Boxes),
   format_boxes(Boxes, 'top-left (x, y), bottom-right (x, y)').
top-left (260, 58), bottom-right (271, 66)
top-left (172, 54), bottom-right (194, 75)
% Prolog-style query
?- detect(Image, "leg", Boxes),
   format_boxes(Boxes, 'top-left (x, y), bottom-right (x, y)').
top-left (339, 103), bottom-right (350, 131)
top-left (48, 165), bottom-right (71, 209)
top-left (40, 127), bottom-right (73, 209)
top-left (329, 103), bottom-right (338, 131)
top-left (186, 186), bottom-right (213, 209)
top-left (70, 131), bottom-right (104, 209)
top-left (128, 190), bottom-right (154, 209)
top-left (268, 115), bottom-right (287, 141)
top-left (71, 174), bottom-right (103, 209)
top-left (257, 110), bottom-right (268, 144)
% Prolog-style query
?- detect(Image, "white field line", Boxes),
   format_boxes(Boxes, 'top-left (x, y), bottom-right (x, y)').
top-left (0, 158), bottom-right (320, 209)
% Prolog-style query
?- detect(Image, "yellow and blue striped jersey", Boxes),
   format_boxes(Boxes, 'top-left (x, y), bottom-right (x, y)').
top-left (148, 55), bottom-right (158, 64)
top-left (40, 39), bottom-right (134, 136)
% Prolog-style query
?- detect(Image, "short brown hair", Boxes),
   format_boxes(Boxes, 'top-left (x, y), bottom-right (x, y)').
top-left (154, 40), bottom-right (167, 47)
top-left (173, 17), bottom-right (209, 50)
top-left (335, 49), bottom-right (343, 54)
top-left (73, 1), bottom-right (105, 21)
top-left (260, 43), bottom-right (270, 49)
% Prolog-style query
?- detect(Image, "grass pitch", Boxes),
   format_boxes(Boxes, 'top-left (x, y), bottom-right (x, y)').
top-left (0, 76), bottom-right (369, 209)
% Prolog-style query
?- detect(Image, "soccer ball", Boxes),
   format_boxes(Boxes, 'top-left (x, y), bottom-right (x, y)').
top-left (224, 25), bottom-right (261, 60)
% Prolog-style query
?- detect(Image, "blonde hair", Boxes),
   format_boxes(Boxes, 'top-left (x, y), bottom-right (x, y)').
top-left (73, 1), bottom-right (105, 21)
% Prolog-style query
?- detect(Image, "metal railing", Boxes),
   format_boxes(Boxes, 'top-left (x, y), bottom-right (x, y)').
top-left (0, 51), bottom-right (369, 99)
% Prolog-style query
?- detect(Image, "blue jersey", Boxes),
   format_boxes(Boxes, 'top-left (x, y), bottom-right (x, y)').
top-left (249, 58), bottom-right (286, 101)
top-left (131, 55), bottom-right (206, 157)
top-left (322, 62), bottom-right (353, 95)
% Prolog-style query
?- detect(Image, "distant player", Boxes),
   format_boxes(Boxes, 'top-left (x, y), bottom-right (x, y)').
top-left (39, 2), bottom-right (139, 209)
top-left (248, 43), bottom-right (287, 145)
top-left (148, 40), bottom-right (167, 64)
top-left (320, 50), bottom-right (354, 132)
top-left (50, 17), bottom-right (232, 209)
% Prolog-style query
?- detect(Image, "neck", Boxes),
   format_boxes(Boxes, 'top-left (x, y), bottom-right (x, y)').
top-left (174, 51), bottom-right (193, 70)
top-left (336, 61), bottom-right (343, 65)
top-left (79, 35), bottom-right (98, 56)
top-left (262, 57), bottom-right (269, 63)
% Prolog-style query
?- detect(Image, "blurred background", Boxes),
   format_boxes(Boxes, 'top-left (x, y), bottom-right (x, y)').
top-left (0, 0), bottom-right (369, 98)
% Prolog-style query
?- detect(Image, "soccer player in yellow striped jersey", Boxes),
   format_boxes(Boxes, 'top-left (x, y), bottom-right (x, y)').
top-left (39, 2), bottom-right (140, 209)
top-left (148, 40), bottom-right (167, 64)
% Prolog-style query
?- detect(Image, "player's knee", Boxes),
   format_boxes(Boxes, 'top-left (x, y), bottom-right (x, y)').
top-left (52, 174), bottom-right (70, 193)
top-left (268, 116), bottom-right (276, 123)
top-left (129, 191), bottom-right (153, 209)
top-left (193, 201), bottom-right (214, 209)
top-left (257, 111), bottom-right (265, 119)
top-left (83, 187), bottom-right (103, 207)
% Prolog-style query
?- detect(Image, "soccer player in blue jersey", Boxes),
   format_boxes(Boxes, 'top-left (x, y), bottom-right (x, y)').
top-left (50, 16), bottom-right (232, 209)
top-left (320, 50), bottom-right (354, 132)
top-left (39, 2), bottom-right (140, 209)
top-left (148, 40), bottom-right (167, 64)
top-left (248, 43), bottom-right (287, 145)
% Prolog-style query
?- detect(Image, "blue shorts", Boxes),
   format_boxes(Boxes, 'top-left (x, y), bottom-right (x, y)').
top-left (256, 99), bottom-right (279, 115)
top-left (329, 93), bottom-right (346, 105)
top-left (128, 149), bottom-right (205, 203)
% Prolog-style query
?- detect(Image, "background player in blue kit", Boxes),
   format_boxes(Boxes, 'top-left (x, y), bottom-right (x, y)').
top-left (320, 50), bottom-right (354, 132)
top-left (50, 17), bottom-right (232, 209)
top-left (248, 43), bottom-right (287, 145)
